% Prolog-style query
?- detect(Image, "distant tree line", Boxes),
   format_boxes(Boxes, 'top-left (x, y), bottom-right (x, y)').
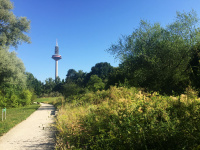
top-left (28, 62), bottom-right (114, 99)
top-left (62, 62), bottom-right (114, 98)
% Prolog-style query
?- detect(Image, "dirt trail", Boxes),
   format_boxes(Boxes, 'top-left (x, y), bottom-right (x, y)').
top-left (0, 103), bottom-right (56, 150)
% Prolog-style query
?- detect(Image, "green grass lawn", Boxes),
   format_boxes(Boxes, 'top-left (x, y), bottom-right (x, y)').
top-left (34, 97), bottom-right (61, 103)
top-left (0, 104), bottom-right (40, 136)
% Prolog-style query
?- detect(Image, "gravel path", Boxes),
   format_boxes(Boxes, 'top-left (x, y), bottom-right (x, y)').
top-left (0, 103), bottom-right (56, 150)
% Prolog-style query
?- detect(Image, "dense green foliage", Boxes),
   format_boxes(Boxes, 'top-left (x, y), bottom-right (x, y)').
top-left (107, 10), bottom-right (200, 95)
top-left (0, 0), bottom-right (30, 48)
top-left (0, 48), bottom-right (26, 90)
top-left (62, 62), bottom-right (114, 99)
top-left (0, 0), bottom-right (35, 108)
top-left (87, 62), bottom-right (114, 81)
top-left (87, 75), bottom-right (105, 92)
top-left (26, 72), bottom-right (43, 96)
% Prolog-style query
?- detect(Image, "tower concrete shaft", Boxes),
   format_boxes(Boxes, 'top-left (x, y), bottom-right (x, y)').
top-left (55, 60), bottom-right (58, 79)
top-left (52, 40), bottom-right (62, 79)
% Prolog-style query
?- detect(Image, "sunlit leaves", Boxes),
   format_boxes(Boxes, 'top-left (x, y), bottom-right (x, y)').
top-left (107, 10), bottom-right (200, 94)
top-left (0, 0), bottom-right (30, 48)
top-left (0, 48), bottom-right (26, 89)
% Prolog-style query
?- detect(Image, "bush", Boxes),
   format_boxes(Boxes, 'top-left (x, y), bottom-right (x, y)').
top-left (63, 82), bottom-right (86, 98)
top-left (31, 93), bottom-right (37, 102)
top-left (51, 97), bottom-right (64, 108)
top-left (87, 75), bottom-right (105, 92)
top-left (0, 92), bottom-right (7, 108)
top-left (19, 90), bottom-right (32, 106)
top-left (49, 91), bottom-right (62, 97)
top-left (55, 86), bottom-right (200, 150)
top-left (9, 94), bottom-right (19, 107)
top-left (0, 90), bottom-right (19, 108)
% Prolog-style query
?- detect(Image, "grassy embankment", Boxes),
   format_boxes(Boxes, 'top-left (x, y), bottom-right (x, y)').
top-left (35, 97), bottom-right (63, 109)
top-left (34, 97), bottom-right (60, 103)
top-left (0, 104), bottom-right (40, 136)
top-left (53, 86), bottom-right (200, 150)
top-left (35, 97), bottom-right (62, 104)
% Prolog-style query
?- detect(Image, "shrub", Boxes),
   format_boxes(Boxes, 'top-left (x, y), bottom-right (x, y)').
top-left (19, 90), bottom-right (32, 106)
top-left (87, 75), bottom-right (105, 92)
top-left (49, 91), bottom-right (62, 97)
top-left (0, 92), bottom-right (7, 108)
top-left (63, 82), bottom-right (86, 98)
top-left (31, 93), bottom-right (37, 102)
top-left (9, 94), bottom-right (19, 107)
top-left (51, 97), bottom-right (64, 108)
top-left (55, 87), bottom-right (200, 150)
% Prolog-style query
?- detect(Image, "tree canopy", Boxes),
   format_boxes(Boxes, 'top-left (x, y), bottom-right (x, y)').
top-left (90, 62), bottom-right (114, 80)
top-left (107, 10), bottom-right (200, 94)
top-left (0, 0), bottom-right (31, 108)
top-left (0, 0), bottom-right (30, 49)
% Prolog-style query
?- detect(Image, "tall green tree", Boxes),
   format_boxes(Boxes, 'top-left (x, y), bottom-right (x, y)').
top-left (66, 69), bottom-right (77, 81)
top-left (90, 62), bottom-right (114, 80)
top-left (107, 11), bottom-right (200, 94)
top-left (26, 72), bottom-right (43, 96)
top-left (62, 82), bottom-right (83, 98)
top-left (106, 67), bottom-right (127, 88)
top-left (0, 48), bottom-right (26, 91)
top-left (66, 69), bottom-right (86, 87)
top-left (43, 77), bottom-right (55, 94)
top-left (0, 0), bottom-right (31, 90)
top-left (0, 0), bottom-right (30, 48)
top-left (190, 42), bottom-right (200, 90)
top-left (0, 0), bottom-right (31, 107)
top-left (85, 62), bottom-right (114, 87)
top-left (54, 76), bottom-right (64, 93)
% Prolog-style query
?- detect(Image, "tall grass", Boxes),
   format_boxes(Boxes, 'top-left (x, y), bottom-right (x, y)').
top-left (55, 87), bottom-right (200, 149)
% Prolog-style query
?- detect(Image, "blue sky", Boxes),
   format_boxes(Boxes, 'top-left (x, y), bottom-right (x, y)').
top-left (11, 0), bottom-right (200, 82)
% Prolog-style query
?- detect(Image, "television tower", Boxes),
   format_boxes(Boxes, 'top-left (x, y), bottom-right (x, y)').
top-left (52, 40), bottom-right (62, 79)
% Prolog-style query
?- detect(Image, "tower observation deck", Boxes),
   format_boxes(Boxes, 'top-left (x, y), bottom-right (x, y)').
top-left (52, 40), bottom-right (62, 79)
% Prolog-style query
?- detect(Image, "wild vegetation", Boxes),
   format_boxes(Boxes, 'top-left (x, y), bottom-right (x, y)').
top-left (55, 87), bottom-right (200, 149)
